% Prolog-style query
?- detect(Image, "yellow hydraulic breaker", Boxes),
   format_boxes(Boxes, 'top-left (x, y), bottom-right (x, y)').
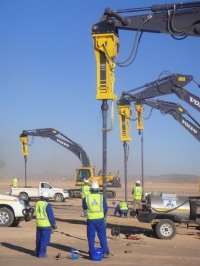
top-left (92, 33), bottom-right (119, 100)
top-left (134, 104), bottom-right (144, 130)
top-left (20, 134), bottom-right (29, 156)
top-left (117, 104), bottom-right (132, 142)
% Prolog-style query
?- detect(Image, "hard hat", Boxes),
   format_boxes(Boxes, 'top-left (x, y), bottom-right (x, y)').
top-left (90, 182), bottom-right (99, 190)
top-left (84, 179), bottom-right (89, 183)
top-left (41, 190), bottom-right (49, 198)
top-left (136, 180), bottom-right (141, 184)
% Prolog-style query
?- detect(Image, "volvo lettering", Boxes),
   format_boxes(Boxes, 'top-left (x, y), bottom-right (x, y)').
top-left (190, 97), bottom-right (200, 108)
top-left (182, 120), bottom-right (197, 134)
top-left (57, 139), bottom-right (69, 147)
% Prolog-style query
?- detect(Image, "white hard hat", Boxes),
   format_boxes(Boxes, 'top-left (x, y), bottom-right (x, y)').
top-left (136, 180), bottom-right (141, 184)
top-left (90, 182), bottom-right (99, 190)
top-left (84, 179), bottom-right (89, 183)
top-left (41, 190), bottom-right (49, 198)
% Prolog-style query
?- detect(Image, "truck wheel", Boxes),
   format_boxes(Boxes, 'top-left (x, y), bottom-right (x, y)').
top-left (151, 223), bottom-right (157, 232)
top-left (0, 207), bottom-right (14, 227)
top-left (55, 193), bottom-right (63, 202)
top-left (155, 219), bottom-right (176, 240)
top-left (10, 221), bottom-right (20, 227)
top-left (19, 193), bottom-right (29, 201)
top-left (68, 190), bottom-right (73, 197)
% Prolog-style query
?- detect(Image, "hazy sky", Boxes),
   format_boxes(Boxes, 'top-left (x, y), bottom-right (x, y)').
top-left (0, 0), bottom-right (199, 180)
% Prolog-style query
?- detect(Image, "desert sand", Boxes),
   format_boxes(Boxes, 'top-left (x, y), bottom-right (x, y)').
top-left (0, 179), bottom-right (200, 265)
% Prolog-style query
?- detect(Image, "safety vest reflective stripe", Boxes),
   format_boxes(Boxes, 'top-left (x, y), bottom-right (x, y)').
top-left (134, 186), bottom-right (143, 200)
top-left (86, 194), bottom-right (104, 219)
top-left (81, 185), bottom-right (90, 198)
top-left (119, 202), bottom-right (128, 211)
top-left (35, 201), bottom-right (51, 227)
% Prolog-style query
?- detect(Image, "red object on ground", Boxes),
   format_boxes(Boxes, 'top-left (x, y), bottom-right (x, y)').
top-left (126, 235), bottom-right (139, 240)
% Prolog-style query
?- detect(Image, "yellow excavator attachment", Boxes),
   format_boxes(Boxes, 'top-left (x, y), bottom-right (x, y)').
top-left (92, 33), bottom-right (118, 100)
top-left (117, 105), bottom-right (132, 142)
top-left (20, 136), bottom-right (29, 156)
top-left (134, 104), bottom-right (144, 130)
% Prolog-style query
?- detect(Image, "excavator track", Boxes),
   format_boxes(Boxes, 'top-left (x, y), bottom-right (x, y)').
top-left (68, 189), bottom-right (116, 199)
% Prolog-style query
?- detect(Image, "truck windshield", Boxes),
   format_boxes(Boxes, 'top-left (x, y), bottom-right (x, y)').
top-left (76, 169), bottom-right (91, 182)
top-left (41, 183), bottom-right (55, 189)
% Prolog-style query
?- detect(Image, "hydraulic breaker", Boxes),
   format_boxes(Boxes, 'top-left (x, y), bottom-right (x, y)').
top-left (134, 104), bottom-right (144, 130)
top-left (92, 33), bottom-right (119, 100)
top-left (20, 134), bottom-right (29, 156)
top-left (118, 104), bottom-right (132, 142)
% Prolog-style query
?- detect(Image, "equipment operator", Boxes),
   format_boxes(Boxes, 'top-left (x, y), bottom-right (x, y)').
top-left (132, 180), bottom-right (143, 212)
top-left (82, 182), bottom-right (110, 259)
top-left (11, 178), bottom-right (19, 188)
top-left (132, 180), bottom-right (143, 201)
top-left (80, 179), bottom-right (91, 217)
top-left (114, 200), bottom-right (129, 217)
top-left (35, 190), bottom-right (57, 258)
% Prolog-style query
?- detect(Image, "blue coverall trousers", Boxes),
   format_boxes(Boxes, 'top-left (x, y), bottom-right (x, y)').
top-left (35, 227), bottom-right (51, 258)
top-left (118, 210), bottom-right (128, 217)
top-left (87, 219), bottom-right (109, 255)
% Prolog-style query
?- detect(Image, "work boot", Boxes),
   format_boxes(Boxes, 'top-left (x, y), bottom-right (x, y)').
top-left (38, 254), bottom-right (48, 258)
top-left (88, 252), bottom-right (92, 260)
top-left (102, 253), bottom-right (110, 258)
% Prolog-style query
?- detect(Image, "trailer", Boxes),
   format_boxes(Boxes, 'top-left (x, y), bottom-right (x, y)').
top-left (134, 192), bottom-right (200, 240)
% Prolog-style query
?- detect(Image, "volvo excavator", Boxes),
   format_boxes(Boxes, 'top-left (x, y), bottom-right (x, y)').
top-left (19, 128), bottom-right (121, 198)
top-left (117, 72), bottom-right (200, 142)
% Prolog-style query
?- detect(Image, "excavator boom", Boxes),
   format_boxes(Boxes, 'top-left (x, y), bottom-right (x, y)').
top-left (118, 73), bottom-right (200, 112)
top-left (93, 2), bottom-right (200, 37)
top-left (143, 99), bottom-right (200, 142)
top-left (20, 128), bottom-right (90, 167)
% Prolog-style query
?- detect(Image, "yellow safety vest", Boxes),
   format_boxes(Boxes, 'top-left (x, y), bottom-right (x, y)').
top-left (12, 178), bottom-right (18, 188)
top-left (86, 194), bottom-right (104, 220)
top-left (35, 200), bottom-right (51, 227)
top-left (133, 186), bottom-right (143, 200)
top-left (119, 201), bottom-right (128, 211)
top-left (81, 185), bottom-right (91, 198)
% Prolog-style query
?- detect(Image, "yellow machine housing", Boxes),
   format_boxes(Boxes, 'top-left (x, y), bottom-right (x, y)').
top-left (75, 166), bottom-right (121, 187)
top-left (20, 136), bottom-right (29, 156)
top-left (134, 104), bottom-right (144, 130)
top-left (92, 33), bottom-right (119, 100)
top-left (117, 105), bottom-right (132, 142)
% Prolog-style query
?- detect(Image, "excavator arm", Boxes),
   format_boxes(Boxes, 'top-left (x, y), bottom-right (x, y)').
top-left (93, 2), bottom-right (200, 37)
top-left (20, 128), bottom-right (90, 167)
top-left (143, 99), bottom-right (200, 142)
top-left (118, 73), bottom-right (200, 112)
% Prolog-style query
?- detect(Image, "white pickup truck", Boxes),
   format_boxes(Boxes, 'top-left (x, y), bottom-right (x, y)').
top-left (0, 194), bottom-right (34, 227)
top-left (10, 182), bottom-right (70, 202)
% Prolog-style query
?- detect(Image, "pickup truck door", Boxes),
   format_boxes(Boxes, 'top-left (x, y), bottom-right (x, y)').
top-left (39, 182), bottom-right (54, 198)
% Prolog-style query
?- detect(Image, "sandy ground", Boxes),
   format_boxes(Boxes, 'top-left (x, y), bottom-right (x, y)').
top-left (0, 179), bottom-right (200, 265)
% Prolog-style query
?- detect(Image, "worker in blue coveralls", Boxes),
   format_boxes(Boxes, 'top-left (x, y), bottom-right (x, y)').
top-left (82, 181), bottom-right (110, 259)
top-left (34, 190), bottom-right (57, 258)
top-left (114, 200), bottom-right (129, 217)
